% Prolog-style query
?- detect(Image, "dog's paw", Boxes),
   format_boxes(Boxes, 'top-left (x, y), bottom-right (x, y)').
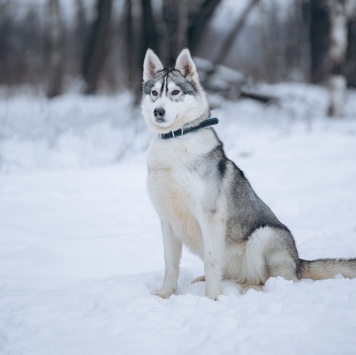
top-left (241, 285), bottom-right (263, 294)
top-left (205, 290), bottom-right (220, 301)
top-left (206, 293), bottom-right (219, 301)
top-left (153, 289), bottom-right (175, 299)
top-left (191, 275), bottom-right (205, 284)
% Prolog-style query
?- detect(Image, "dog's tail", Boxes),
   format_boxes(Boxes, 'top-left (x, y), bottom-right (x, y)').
top-left (299, 258), bottom-right (356, 280)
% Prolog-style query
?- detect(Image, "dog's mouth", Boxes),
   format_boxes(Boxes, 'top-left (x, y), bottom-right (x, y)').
top-left (152, 114), bottom-right (178, 129)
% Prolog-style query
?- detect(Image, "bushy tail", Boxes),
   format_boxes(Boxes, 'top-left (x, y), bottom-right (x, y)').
top-left (299, 258), bottom-right (356, 280)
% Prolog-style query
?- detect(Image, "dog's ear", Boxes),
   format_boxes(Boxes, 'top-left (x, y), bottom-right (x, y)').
top-left (175, 49), bottom-right (198, 82)
top-left (143, 49), bottom-right (164, 82)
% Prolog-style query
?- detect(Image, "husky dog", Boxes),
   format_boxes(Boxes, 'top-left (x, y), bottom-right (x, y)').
top-left (142, 48), bottom-right (356, 300)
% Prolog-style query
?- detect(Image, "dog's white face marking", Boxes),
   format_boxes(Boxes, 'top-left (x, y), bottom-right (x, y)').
top-left (143, 83), bottom-right (202, 131)
top-left (141, 49), bottom-right (209, 134)
top-left (142, 94), bottom-right (207, 133)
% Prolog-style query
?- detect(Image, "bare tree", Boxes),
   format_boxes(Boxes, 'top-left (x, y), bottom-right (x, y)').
top-left (188, 0), bottom-right (223, 53)
top-left (82, 0), bottom-right (113, 94)
top-left (46, 0), bottom-right (63, 98)
top-left (203, 0), bottom-right (260, 85)
top-left (327, 0), bottom-right (356, 117)
top-left (162, 0), bottom-right (184, 65)
top-left (125, 0), bottom-right (135, 90)
top-left (309, 0), bottom-right (330, 83)
top-left (161, 0), bottom-right (221, 65)
top-left (74, 0), bottom-right (87, 59)
top-left (141, 0), bottom-right (160, 56)
top-left (177, 0), bottom-right (189, 50)
top-left (346, 15), bottom-right (356, 87)
top-left (308, 0), bottom-right (356, 116)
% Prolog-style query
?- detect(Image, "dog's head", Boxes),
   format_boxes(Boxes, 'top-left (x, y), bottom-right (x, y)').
top-left (141, 48), bottom-right (209, 134)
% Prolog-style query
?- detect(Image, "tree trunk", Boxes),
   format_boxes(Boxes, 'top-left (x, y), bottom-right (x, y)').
top-left (141, 0), bottom-right (160, 55)
top-left (177, 0), bottom-right (189, 51)
top-left (82, 0), bottom-right (113, 95)
top-left (327, 1), bottom-right (349, 117)
top-left (345, 12), bottom-right (356, 87)
top-left (162, 0), bottom-right (180, 65)
top-left (188, 0), bottom-right (223, 53)
top-left (308, 0), bottom-right (355, 116)
top-left (72, 0), bottom-right (86, 77)
top-left (203, 0), bottom-right (259, 85)
top-left (125, 0), bottom-right (135, 89)
top-left (309, 0), bottom-right (331, 83)
top-left (161, 0), bottom-right (191, 65)
top-left (137, 0), bottom-right (160, 102)
top-left (75, 0), bottom-right (86, 51)
top-left (47, 0), bottom-right (63, 98)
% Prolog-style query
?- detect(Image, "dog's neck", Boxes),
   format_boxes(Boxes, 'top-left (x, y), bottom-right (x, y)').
top-left (159, 117), bottom-right (219, 140)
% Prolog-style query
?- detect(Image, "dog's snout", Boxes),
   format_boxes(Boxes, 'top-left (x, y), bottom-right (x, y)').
top-left (154, 108), bottom-right (165, 122)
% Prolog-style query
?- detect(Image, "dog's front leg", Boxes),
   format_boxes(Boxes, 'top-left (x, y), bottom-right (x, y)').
top-left (154, 221), bottom-right (182, 299)
top-left (199, 212), bottom-right (225, 301)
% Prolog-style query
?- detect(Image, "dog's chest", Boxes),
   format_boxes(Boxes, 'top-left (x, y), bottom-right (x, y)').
top-left (148, 165), bottom-right (194, 214)
top-left (146, 138), bottom-right (198, 208)
top-left (147, 157), bottom-right (197, 223)
top-left (146, 138), bottom-right (204, 252)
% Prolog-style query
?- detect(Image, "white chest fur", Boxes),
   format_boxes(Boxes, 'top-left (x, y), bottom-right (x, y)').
top-left (146, 130), bottom-right (217, 255)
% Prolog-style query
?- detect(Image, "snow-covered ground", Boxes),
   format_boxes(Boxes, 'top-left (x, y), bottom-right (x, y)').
top-left (1, 85), bottom-right (356, 354)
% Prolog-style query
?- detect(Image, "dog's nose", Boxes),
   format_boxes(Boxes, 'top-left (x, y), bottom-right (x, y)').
top-left (154, 108), bottom-right (165, 122)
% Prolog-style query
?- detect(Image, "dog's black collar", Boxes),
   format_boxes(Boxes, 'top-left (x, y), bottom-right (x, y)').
top-left (159, 117), bottom-right (219, 140)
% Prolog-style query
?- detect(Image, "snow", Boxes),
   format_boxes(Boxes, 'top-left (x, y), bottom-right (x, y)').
top-left (1, 84), bottom-right (356, 354)
top-left (0, 92), bottom-right (148, 173)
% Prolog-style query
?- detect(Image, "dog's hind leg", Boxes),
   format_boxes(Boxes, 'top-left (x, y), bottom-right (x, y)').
top-left (154, 221), bottom-right (182, 299)
top-left (240, 252), bottom-right (298, 295)
top-left (264, 238), bottom-right (299, 283)
top-left (267, 255), bottom-right (299, 282)
top-left (242, 227), bottom-right (299, 293)
top-left (191, 275), bottom-right (205, 284)
top-left (241, 284), bottom-right (263, 294)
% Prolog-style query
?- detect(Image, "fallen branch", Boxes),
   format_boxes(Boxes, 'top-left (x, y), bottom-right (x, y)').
top-left (240, 88), bottom-right (277, 103)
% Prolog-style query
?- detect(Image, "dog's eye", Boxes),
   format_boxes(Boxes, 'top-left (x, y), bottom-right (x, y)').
top-left (171, 90), bottom-right (180, 96)
top-left (152, 90), bottom-right (158, 96)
